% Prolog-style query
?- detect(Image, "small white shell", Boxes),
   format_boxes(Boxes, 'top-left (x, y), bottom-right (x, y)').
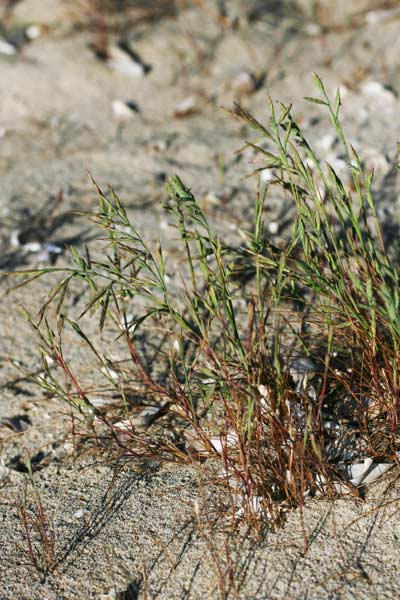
top-left (107, 45), bottom-right (146, 77)
top-left (259, 169), bottom-right (274, 185)
top-left (347, 457), bottom-right (373, 486)
top-left (173, 96), bottom-right (199, 118)
top-left (231, 71), bottom-right (256, 95)
top-left (23, 241), bottom-right (42, 253)
top-left (25, 25), bottom-right (43, 40)
top-left (344, 457), bottom-right (393, 487)
top-left (72, 508), bottom-right (88, 519)
top-left (0, 39), bottom-right (17, 55)
top-left (303, 22), bottom-right (321, 36)
top-left (112, 99), bottom-right (135, 119)
top-left (361, 463), bottom-right (392, 485)
top-left (360, 80), bottom-right (396, 104)
top-left (100, 366), bottom-right (119, 382)
top-left (210, 432), bottom-right (238, 454)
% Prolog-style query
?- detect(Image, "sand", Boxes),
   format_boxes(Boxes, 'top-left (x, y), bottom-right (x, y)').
top-left (1, 1), bottom-right (400, 598)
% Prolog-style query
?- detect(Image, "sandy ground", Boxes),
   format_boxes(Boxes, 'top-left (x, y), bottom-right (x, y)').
top-left (1, 1), bottom-right (400, 598)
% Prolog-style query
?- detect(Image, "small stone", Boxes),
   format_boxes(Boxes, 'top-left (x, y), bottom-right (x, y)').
top-left (303, 22), bottom-right (321, 36)
top-left (112, 99), bottom-right (138, 119)
top-left (73, 508), bottom-right (88, 519)
top-left (339, 457), bottom-right (393, 487)
top-left (22, 241), bottom-right (42, 253)
top-left (173, 96), bottom-right (200, 118)
top-left (360, 80), bottom-right (396, 104)
top-left (260, 169), bottom-right (274, 185)
top-left (0, 39), bottom-right (17, 55)
top-left (361, 462), bottom-right (392, 485)
top-left (100, 366), bottom-right (119, 382)
top-left (10, 230), bottom-right (21, 248)
top-left (268, 222), bottom-right (279, 235)
top-left (25, 25), bottom-right (43, 40)
top-left (231, 71), bottom-right (257, 95)
top-left (101, 44), bottom-right (149, 77)
top-left (210, 432), bottom-right (238, 454)
top-left (149, 139), bottom-right (168, 153)
top-left (345, 457), bottom-right (373, 486)
top-left (42, 354), bottom-right (55, 368)
top-left (258, 384), bottom-right (269, 399)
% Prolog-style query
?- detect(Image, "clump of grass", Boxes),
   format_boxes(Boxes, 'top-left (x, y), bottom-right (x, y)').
top-left (17, 460), bottom-right (57, 581)
top-left (14, 75), bottom-right (400, 531)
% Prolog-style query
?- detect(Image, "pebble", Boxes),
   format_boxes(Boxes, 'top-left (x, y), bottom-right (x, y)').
top-left (360, 80), bottom-right (397, 104)
top-left (209, 432), bottom-right (238, 454)
top-left (112, 99), bottom-right (139, 119)
top-left (173, 96), bottom-right (200, 118)
top-left (267, 221), bottom-right (279, 235)
top-left (106, 44), bottom-right (148, 77)
top-left (100, 366), bottom-right (119, 382)
top-left (303, 22), bottom-right (321, 36)
top-left (72, 508), bottom-right (88, 519)
top-left (25, 24), bottom-right (43, 40)
top-left (342, 457), bottom-right (393, 487)
top-left (259, 169), bottom-right (274, 185)
top-left (0, 39), bottom-right (17, 55)
top-left (149, 139), bottom-right (168, 153)
top-left (231, 71), bottom-right (257, 95)
top-left (43, 354), bottom-right (55, 368)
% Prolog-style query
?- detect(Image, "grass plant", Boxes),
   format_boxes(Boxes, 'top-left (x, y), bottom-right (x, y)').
top-left (13, 75), bottom-right (400, 532)
top-left (17, 460), bottom-right (57, 582)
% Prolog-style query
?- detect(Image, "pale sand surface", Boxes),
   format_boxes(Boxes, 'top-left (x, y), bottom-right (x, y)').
top-left (1, 1), bottom-right (400, 598)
